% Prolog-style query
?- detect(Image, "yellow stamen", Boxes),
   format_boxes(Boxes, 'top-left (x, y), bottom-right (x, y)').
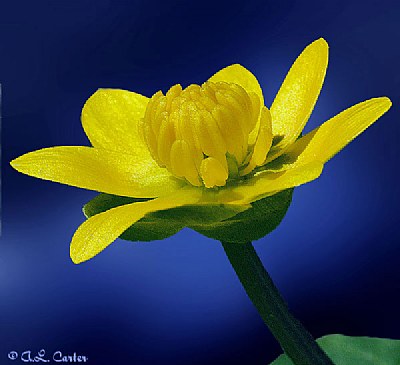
top-left (240, 107), bottom-right (273, 176)
top-left (200, 157), bottom-right (228, 188)
top-left (141, 81), bottom-right (271, 188)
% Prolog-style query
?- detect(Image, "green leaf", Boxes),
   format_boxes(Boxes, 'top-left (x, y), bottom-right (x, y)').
top-left (190, 189), bottom-right (293, 243)
top-left (270, 334), bottom-right (400, 365)
top-left (83, 193), bottom-right (249, 242)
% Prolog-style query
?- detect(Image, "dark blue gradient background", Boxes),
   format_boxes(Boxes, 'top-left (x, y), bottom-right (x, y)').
top-left (1, 1), bottom-right (399, 364)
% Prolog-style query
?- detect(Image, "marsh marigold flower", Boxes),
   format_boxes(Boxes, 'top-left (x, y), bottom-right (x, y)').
top-left (10, 39), bottom-right (391, 264)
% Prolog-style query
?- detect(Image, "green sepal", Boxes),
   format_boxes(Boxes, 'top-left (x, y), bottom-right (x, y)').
top-left (83, 188), bottom-right (293, 243)
top-left (83, 194), bottom-right (178, 241)
top-left (82, 193), bottom-right (249, 242)
top-left (270, 334), bottom-right (400, 365)
top-left (190, 189), bottom-right (293, 243)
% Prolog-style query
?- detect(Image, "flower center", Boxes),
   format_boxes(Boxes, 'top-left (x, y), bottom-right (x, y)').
top-left (140, 81), bottom-right (270, 188)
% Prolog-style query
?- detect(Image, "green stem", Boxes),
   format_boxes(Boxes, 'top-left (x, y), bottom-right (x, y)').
top-left (221, 241), bottom-right (334, 365)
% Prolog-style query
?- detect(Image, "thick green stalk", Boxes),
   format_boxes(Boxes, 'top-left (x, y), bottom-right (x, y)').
top-left (221, 241), bottom-right (334, 365)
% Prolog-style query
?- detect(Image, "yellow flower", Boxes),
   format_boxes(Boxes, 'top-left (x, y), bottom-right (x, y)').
top-left (10, 38), bottom-right (391, 264)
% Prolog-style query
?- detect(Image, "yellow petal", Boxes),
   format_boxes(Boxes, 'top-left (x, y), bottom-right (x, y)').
top-left (267, 38), bottom-right (329, 162)
top-left (70, 189), bottom-right (202, 264)
top-left (267, 97), bottom-right (392, 171)
top-left (208, 64), bottom-right (264, 108)
top-left (10, 146), bottom-right (183, 198)
top-left (82, 88), bottom-right (153, 160)
top-left (215, 162), bottom-right (324, 204)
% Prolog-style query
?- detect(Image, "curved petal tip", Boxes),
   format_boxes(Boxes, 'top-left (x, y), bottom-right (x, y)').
top-left (304, 38), bottom-right (329, 61)
top-left (315, 37), bottom-right (329, 48)
top-left (308, 38), bottom-right (329, 58)
top-left (380, 96), bottom-right (392, 109)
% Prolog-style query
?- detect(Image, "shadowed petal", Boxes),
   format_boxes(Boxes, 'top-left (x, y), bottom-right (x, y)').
top-left (208, 64), bottom-right (264, 107)
top-left (82, 88), bottom-right (152, 160)
top-left (70, 189), bottom-right (202, 263)
top-left (10, 146), bottom-right (184, 198)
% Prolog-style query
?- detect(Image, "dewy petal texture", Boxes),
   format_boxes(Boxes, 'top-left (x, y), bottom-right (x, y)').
top-left (268, 97), bottom-right (392, 170)
top-left (70, 189), bottom-right (202, 264)
top-left (82, 89), bottom-right (153, 160)
top-left (268, 38), bottom-right (328, 161)
top-left (10, 146), bottom-right (183, 198)
top-left (215, 162), bottom-right (323, 204)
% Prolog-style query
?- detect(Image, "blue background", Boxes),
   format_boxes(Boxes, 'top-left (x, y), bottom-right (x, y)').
top-left (1, 0), bottom-right (399, 364)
